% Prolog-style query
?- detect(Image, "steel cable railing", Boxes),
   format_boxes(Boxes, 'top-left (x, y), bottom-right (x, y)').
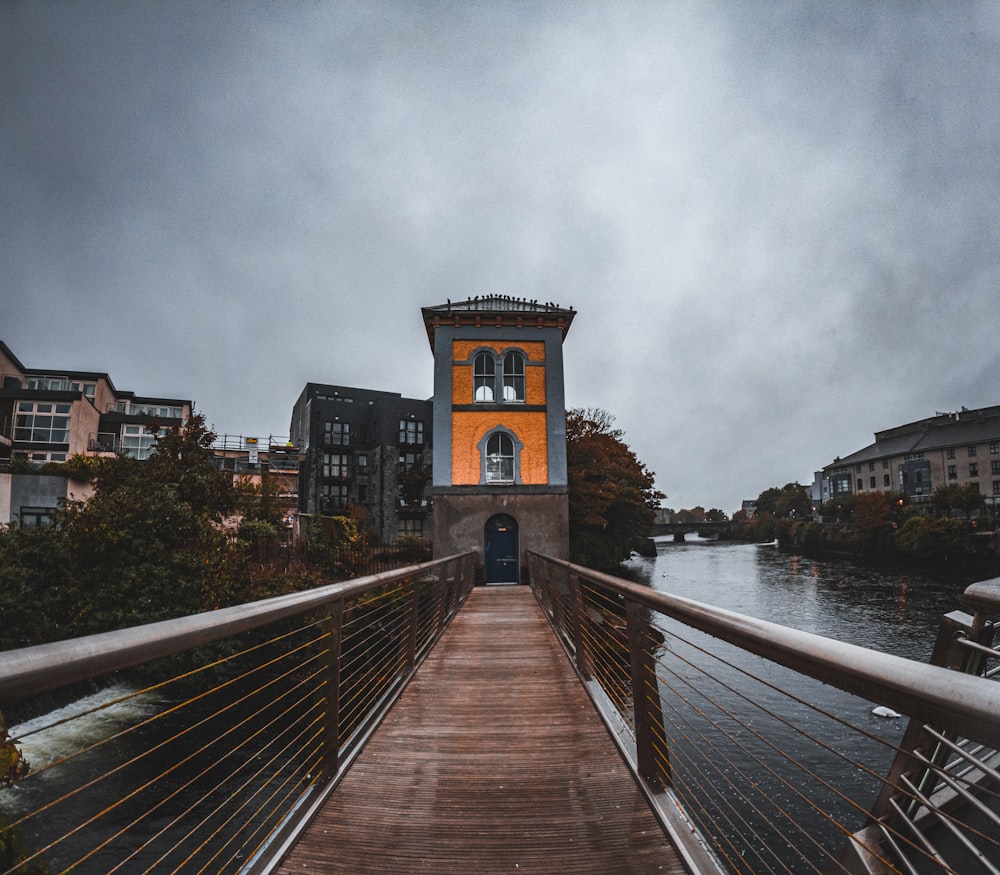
top-left (528, 553), bottom-right (1000, 875)
top-left (0, 551), bottom-right (474, 875)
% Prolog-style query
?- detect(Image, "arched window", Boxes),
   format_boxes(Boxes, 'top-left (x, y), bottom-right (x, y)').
top-left (502, 351), bottom-right (525, 402)
top-left (485, 431), bottom-right (515, 483)
top-left (474, 352), bottom-right (495, 402)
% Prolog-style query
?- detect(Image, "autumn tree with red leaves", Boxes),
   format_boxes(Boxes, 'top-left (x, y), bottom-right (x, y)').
top-left (565, 407), bottom-right (664, 571)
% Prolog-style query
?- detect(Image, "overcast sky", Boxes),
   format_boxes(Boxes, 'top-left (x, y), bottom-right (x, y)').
top-left (3, 2), bottom-right (999, 515)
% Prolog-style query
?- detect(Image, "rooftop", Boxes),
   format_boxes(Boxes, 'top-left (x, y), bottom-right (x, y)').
top-left (421, 295), bottom-right (576, 351)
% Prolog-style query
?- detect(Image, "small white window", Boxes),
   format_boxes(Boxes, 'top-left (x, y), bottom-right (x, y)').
top-left (474, 352), bottom-right (496, 402)
top-left (502, 352), bottom-right (525, 402)
top-left (485, 432), bottom-right (515, 483)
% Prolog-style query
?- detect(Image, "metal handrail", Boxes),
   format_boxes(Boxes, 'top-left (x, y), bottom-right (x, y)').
top-left (0, 555), bottom-right (471, 702)
top-left (528, 552), bottom-right (1000, 875)
top-left (964, 577), bottom-right (1000, 617)
top-left (0, 552), bottom-right (475, 875)
top-left (532, 553), bottom-right (1000, 750)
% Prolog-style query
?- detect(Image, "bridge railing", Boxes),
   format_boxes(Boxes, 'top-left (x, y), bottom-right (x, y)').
top-left (528, 552), bottom-right (1000, 875)
top-left (0, 551), bottom-right (475, 875)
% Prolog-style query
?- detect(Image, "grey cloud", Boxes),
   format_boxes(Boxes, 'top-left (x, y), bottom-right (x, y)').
top-left (3, 1), bottom-right (998, 513)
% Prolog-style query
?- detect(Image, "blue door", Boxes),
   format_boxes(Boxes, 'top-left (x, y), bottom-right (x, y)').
top-left (484, 514), bottom-right (519, 584)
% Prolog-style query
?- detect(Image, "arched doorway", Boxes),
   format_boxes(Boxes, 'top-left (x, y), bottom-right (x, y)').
top-left (484, 513), bottom-right (519, 584)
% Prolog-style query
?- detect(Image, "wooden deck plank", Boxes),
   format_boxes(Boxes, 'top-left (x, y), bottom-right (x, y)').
top-left (276, 586), bottom-right (688, 874)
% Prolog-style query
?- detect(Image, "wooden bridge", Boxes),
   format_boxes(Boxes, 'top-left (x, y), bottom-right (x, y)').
top-left (276, 585), bottom-right (687, 874)
top-left (2, 552), bottom-right (999, 875)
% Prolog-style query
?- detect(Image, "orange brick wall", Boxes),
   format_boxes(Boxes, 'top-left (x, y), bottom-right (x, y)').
top-left (451, 340), bottom-right (547, 406)
top-left (451, 410), bottom-right (549, 485)
top-left (449, 339), bottom-right (550, 486)
top-left (452, 339), bottom-right (546, 361)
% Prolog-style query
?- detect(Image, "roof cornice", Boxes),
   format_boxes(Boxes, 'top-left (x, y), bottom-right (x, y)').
top-left (421, 295), bottom-right (575, 352)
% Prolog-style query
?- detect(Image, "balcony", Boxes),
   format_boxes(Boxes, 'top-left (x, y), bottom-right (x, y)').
top-left (88, 433), bottom-right (119, 454)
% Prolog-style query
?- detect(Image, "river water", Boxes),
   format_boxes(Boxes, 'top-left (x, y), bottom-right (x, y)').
top-left (622, 537), bottom-right (976, 873)
top-left (630, 537), bottom-right (967, 660)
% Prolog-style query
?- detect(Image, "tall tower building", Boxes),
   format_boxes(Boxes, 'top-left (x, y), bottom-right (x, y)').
top-left (421, 296), bottom-right (575, 583)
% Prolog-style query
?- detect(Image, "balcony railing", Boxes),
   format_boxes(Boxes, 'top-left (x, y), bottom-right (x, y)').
top-left (87, 432), bottom-right (119, 453)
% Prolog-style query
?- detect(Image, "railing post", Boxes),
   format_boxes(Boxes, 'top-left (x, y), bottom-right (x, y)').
top-left (320, 598), bottom-right (344, 776)
top-left (567, 572), bottom-right (591, 680)
top-left (404, 576), bottom-right (419, 674)
top-left (626, 598), bottom-right (670, 790)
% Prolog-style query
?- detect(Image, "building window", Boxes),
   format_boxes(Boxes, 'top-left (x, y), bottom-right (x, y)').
top-left (994, 481), bottom-right (1000, 496)
top-left (13, 450), bottom-right (66, 464)
top-left (324, 421), bottom-right (350, 446)
top-left (948, 465), bottom-right (957, 480)
top-left (992, 460), bottom-right (1000, 475)
top-left (19, 506), bottom-right (56, 528)
top-left (882, 459), bottom-right (889, 469)
top-left (399, 518), bottom-right (423, 537)
top-left (321, 483), bottom-right (348, 510)
top-left (502, 351), bottom-right (525, 402)
top-left (968, 446), bottom-right (978, 457)
top-left (991, 442), bottom-right (999, 454)
top-left (485, 432), bottom-right (515, 483)
top-left (13, 401), bottom-right (71, 443)
top-left (474, 352), bottom-right (496, 402)
top-left (869, 477), bottom-right (876, 489)
top-left (855, 464), bottom-right (862, 474)
top-left (399, 452), bottom-right (419, 473)
top-left (969, 463), bottom-right (979, 478)
top-left (399, 419), bottom-right (424, 445)
top-left (883, 474), bottom-right (891, 487)
top-left (856, 478), bottom-right (863, 491)
top-left (121, 424), bottom-right (160, 460)
top-left (357, 454), bottom-right (368, 472)
top-left (322, 453), bottom-right (349, 479)
top-left (946, 448), bottom-right (956, 460)
top-left (868, 462), bottom-right (875, 472)
top-left (357, 484), bottom-right (367, 503)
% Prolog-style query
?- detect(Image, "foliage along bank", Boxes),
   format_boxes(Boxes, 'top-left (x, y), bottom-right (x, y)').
top-left (0, 415), bottom-right (428, 652)
top-left (565, 407), bottom-right (664, 572)
top-left (732, 482), bottom-right (1000, 576)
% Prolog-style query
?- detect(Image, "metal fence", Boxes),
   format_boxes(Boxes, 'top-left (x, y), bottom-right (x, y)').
top-left (527, 553), bottom-right (1000, 875)
top-left (0, 552), bottom-right (475, 875)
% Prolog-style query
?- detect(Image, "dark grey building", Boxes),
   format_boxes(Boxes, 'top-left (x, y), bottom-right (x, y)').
top-left (289, 383), bottom-right (433, 544)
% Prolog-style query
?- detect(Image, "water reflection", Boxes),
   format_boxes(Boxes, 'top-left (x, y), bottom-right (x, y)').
top-left (629, 538), bottom-right (963, 662)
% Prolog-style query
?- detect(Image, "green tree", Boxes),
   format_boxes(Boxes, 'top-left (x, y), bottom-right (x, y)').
top-left (566, 408), bottom-right (664, 571)
top-left (757, 483), bottom-right (812, 519)
top-left (896, 515), bottom-right (970, 563)
top-left (0, 413), bottom-right (241, 648)
top-left (931, 483), bottom-right (985, 519)
top-left (57, 414), bottom-right (238, 631)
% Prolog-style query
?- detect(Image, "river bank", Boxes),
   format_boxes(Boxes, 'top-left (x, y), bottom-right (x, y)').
top-left (723, 516), bottom-right (1000, 584)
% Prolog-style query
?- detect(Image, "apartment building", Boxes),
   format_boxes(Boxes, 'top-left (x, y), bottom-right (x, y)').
top-left (0, 340), bottom-right (191, 525)
top-left (289, 383), bottom-right (433, 544)
top-left (211, 433), bottom-right (301, 530)
top-left (819, 405), bottom-right (1000, 509)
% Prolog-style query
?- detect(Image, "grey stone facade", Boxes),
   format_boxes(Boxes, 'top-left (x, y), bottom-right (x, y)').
top-left (289, 383), bottom-right (432, 544)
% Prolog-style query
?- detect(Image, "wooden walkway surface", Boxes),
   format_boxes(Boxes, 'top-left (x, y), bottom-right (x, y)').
top-left (276, 585), bottom-right (688, 874)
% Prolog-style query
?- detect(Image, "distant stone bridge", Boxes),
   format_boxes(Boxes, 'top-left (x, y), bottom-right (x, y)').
top-left (651, 521), bottom-right (734, 541)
